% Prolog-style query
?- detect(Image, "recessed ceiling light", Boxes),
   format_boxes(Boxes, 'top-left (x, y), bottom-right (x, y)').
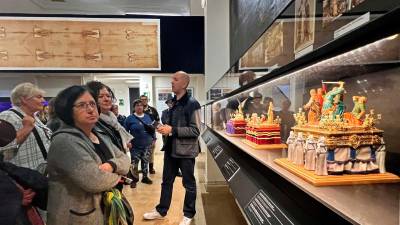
top-left (125, 80), bottom-right (139, 83)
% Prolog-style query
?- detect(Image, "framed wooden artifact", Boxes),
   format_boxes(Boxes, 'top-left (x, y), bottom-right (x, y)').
top-left (0, 17), bottom-right (160, 70)
top-left (294, 0), bottom-right (316, 54)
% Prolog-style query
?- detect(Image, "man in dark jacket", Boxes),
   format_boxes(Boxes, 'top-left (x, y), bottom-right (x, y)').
top-left (161, 98), bottom-right (182, 177)
top-left (143, 71), bottom-right (201, 225)
top-left (140, 94), bottom-right (160, 174)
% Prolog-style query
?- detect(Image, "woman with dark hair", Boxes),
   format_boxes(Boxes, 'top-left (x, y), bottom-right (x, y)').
top-left (124, 99), bottom-right (155, 187)
top-left (86, 81), bottom-right (133, 155)
top-left (46, 97), bottom-right (62, 132)
top-left (46, 85), bottom-right (130, 225)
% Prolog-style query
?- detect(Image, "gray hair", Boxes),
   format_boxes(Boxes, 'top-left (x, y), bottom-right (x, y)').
top-left (11, 83), bottom-right (45, 106)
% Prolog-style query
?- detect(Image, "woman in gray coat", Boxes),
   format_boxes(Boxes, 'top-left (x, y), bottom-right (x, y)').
top-left (47, 85), bottom-right (130, 225)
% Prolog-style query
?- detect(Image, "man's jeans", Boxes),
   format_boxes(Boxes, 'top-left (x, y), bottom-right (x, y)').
top-left (156, 152), bottom-right (196, 218)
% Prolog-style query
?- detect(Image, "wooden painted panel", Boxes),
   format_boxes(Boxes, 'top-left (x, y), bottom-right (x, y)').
top-left (0, 17), bottom-right (160, 70)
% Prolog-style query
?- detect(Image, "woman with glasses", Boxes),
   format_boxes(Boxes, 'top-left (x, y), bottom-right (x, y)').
top-left (86, 81), bottom-right (133, 157)
top-left (47, 85), bottom-right (130, 225)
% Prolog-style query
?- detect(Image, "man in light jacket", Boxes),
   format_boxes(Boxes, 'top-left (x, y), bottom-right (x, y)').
top-left (143, 71), bottom-right (201, 225)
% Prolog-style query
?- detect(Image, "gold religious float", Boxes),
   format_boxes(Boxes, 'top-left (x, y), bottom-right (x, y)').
top-left (275, 81), bottom-right (400, 186)
top-left (242, 102), bottom-right (287, 150)
top-left (225, 104), bottom-right (247, 137)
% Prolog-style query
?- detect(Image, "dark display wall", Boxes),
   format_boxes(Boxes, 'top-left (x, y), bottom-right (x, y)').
top-left (160, 16), bottom-right (204, 74)
top-left (202, 129), bottom-right (350, 225)
top-left (230, 0), bottom-right (291, 66)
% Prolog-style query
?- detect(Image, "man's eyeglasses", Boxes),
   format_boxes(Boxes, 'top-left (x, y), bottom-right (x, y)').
top-left (73, 101), bottom-right (97, 110)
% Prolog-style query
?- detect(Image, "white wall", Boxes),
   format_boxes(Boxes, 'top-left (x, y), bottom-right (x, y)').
top-left (97, 74), bottom-right (205, 116)
top-left (190, 0), bottom-right (204, 16)
top-left (0, 73), bottom-right (205, 118)
top-left (0, 74), bottom-right (82, 98)
top-left (153, 75), bottom-right (206, 113)
top-left (100, 81), bottom-right (138, 117)
top-left (204, 0), bottom-right (229, 184)
top-left (140, 75), bottom-right (153, 105)
top-left (205, 0), bottom-right (230, 91)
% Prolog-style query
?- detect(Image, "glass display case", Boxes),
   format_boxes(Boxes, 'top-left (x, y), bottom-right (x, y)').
top-left (203, 1), bottom-right (400, 225)
top-left (208, 0), bottom-right (400, 99)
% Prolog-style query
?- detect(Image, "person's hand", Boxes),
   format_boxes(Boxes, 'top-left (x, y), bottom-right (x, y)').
top-left (22, 188), bottom-right (36, 206)
top-left (126, 142), bottom-right (132, 149)
top-left (99, 163), bottom-right (113, 173)
top-left (22, 115), bottom-right (35, 130)
top-left (157, 125), bottom-right (172, 135)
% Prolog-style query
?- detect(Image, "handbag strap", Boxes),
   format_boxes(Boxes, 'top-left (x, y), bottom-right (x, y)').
top-left (9, 109), bottom-right (47, 160)
top-left (133, 114), bottom-right (151, 128)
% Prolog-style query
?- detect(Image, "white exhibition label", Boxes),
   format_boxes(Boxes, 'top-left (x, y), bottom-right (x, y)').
top-left (245, 190), bottom-right (295, 225)
top-left (211, 145), bottom-right (223, 158)
top-left (223, 158), bottom-right (240, 182)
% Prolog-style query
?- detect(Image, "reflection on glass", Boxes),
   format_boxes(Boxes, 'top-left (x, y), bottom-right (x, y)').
top-left (212, 33), bottom-right (400, 170)
top-left (210, 0), bottom-right (400, 98)
top-left (294, 0), bottom-right (316, 55)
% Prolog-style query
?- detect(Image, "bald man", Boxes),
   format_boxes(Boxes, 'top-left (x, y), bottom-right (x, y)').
top-left (144, 71), bottom-right (201, 225)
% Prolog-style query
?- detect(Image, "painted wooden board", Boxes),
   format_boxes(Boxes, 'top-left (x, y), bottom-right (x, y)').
top-left (225, 132), bottom-right (246, 137)
top-left (0, 17), bottom-right (160, 70)
top-left (241, 139), bottom-right (287, 150)
top-left (274, 158), bottom-right (400, 186)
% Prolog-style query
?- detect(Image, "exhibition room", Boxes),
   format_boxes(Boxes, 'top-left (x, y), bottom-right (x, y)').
top-left (0, 1), bottom-right (399, 225)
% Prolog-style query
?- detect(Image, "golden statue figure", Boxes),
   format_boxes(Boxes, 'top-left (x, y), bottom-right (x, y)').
top-left (303, 89), bottom-right (321, 125)
top-left (344, 96), bottom-right (367, 125)
top-left (267, 102), bottom-right (274, 124)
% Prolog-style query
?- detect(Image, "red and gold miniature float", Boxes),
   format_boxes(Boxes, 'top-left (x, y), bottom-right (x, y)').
top-left (242, 102), bottom-right (287, 150)
top-left (225, 104), bottom-right (247, 137)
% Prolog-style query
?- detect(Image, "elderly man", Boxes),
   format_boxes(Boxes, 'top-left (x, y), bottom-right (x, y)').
top-left (143, 71), bottom-right (201, 225)
top-left (0, 83), bottom-right (51, 172)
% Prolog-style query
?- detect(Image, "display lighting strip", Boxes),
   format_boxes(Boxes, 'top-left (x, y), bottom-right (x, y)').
top-left (223, 33), bottom-right (399, 101)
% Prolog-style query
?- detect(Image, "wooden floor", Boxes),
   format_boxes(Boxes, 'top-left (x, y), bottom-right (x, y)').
top-left (123, 135), bottom-right (247, 225)
top-left (123, 138), bottom-right (207, 225)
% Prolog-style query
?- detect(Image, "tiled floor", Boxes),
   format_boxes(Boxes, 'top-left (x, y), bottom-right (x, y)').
top-left (123, 137), bottom-right (246, 225)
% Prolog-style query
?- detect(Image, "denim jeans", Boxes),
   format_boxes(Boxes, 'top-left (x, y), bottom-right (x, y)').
top-left (156, 152), bottom-right (196, 218)
top-left (131, 146), bottom-right (151, 177)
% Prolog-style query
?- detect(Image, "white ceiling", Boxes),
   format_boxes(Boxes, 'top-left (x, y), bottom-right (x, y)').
top-left (0, 0), bottom-right (200, 16)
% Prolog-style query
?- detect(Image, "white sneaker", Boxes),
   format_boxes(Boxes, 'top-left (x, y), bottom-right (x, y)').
top-left (143, 209), bottom-right (164, 220)
top-left (179, 216), bottom-right (193, 225)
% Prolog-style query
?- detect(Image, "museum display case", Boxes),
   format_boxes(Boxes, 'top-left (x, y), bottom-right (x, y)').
top-left (203, 1), bottom-right (400, 224)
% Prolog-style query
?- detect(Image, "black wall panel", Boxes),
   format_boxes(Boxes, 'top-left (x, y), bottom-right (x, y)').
top-left (160, 16), bottom-right (205, 74)
top-left (230, 0), bottom-right (292, 67)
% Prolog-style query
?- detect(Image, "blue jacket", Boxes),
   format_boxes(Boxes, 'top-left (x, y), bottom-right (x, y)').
top-left (125, 114), bottom-right (155, 149)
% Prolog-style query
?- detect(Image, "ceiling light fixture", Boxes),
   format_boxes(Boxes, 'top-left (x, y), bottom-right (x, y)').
top-left (125, 80), bottom-right (140, 83)
top-left (125, 12), bottom-right (183, 16)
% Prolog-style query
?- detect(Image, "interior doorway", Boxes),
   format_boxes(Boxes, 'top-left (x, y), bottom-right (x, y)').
top-left (129, 87), bottom-right (140, 114)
